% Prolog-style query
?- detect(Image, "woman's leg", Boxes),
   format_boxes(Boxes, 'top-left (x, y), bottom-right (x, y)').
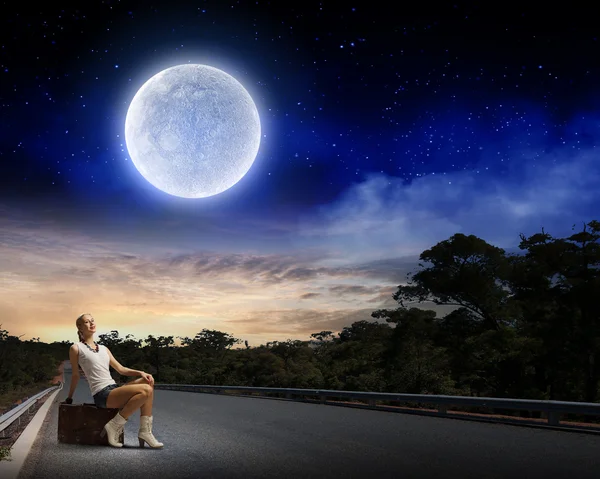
top-left (122, 378), bottom-right (163, 448)
top-left (124, 377), bottom-right (154, 416)
top-left (105, 383), bottom-right (152, 419)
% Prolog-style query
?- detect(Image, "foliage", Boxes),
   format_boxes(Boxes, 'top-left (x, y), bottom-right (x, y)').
top-left (0, 446), bottom-right (11, 461)
top-left (0, 326), bottom-right (63, 401)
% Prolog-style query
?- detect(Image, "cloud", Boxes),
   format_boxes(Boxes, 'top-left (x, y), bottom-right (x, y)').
top-left (223, 308), bottom-right (377, 337)
top-left (299, 292), bottom-right (321, 299)
top-left (328, 285), bottom-right (377, 296)
top-left (297, 145), bottom-right (600, 264)
top-left (0, 215), bottom-right (407, 344)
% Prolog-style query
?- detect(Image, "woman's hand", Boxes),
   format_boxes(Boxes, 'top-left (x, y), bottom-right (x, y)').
top-left (140, 371), bottom-right (154, 386)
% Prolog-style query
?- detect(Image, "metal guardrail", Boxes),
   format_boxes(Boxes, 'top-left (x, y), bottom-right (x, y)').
top-left (0, 382), bottom-right (62, 436)
top-left (154, 384), bottom-right (600, 427)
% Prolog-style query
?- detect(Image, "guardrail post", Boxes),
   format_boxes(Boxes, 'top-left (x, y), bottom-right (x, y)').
top-left (548, 411), bottom-right (560, 426)
top-left (368, 399), bottom-right (376, 407)
top-left (320, 395), bottom-right (326, 404)
top-left (438, 405), bottom-right (448, 416)
top-left (286, 393), bottom-right (292, 400)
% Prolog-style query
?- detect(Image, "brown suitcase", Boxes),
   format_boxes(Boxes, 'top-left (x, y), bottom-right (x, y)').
top-left (58, 403), bottom-right (124, 446)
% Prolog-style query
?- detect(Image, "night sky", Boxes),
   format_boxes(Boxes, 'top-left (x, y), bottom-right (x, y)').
top-left (2, 1), bottom-right (600, 345)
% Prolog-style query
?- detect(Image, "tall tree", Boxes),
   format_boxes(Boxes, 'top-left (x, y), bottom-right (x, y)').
top-left (144, 335), bottom-right (175, 381)
top-left (393, 234), bottom-right (515, 331)
top-left (516, 221), bottom-right (600, 402)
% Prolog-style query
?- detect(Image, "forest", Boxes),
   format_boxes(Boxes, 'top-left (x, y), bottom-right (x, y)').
top-left (1, 220), bottom-right (599, 416)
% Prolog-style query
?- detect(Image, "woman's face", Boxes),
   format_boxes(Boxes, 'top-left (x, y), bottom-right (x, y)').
top-left (80, 315), bottom-right (96, 335)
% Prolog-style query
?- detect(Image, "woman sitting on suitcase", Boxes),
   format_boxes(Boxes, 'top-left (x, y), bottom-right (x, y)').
top-left (65, 313), bottom-right (164, 448)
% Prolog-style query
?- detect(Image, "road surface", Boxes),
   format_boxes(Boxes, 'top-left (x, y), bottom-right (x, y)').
top-left (17, 364), bottom-right (600, 479)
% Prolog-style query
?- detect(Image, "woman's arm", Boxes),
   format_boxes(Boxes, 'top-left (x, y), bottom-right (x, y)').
top-left (106, 347), bottom-right (143, 377)
top-left (67, 344), bottom-right (79, 400)
top-left (119, 366), bottom-right (145, 377)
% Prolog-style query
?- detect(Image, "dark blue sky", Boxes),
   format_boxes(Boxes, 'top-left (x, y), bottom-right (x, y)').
top-left (3, 2), bottom-right (598, 209)
top-left (2, 1), bottom-right (600, 343)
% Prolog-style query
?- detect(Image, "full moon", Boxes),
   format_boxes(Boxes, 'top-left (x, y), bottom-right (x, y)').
top-left (124, 64), bottom-right (261, 198)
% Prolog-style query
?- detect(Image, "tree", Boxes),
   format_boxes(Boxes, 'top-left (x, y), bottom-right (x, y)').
top-left (269, 340), bottom-right (306, 369)
top-left (144, 335), bottom-right (175, 381)
top-left (393, 234), bottom-right (515, 331)
top-left (515, 221), bottom-right (600, 402)
top-left (372, 307), bottom-right (454, 394)
top-left (323, 321), bottom-right (392, 391)
top-left (181, 329), bottom-right (241, 358)
top-left (433, 308), bottom-right (487, 395)
top-left (310, 331), bottom-right (335, 343)
top-left (97, 330), bottom-right (125, 349)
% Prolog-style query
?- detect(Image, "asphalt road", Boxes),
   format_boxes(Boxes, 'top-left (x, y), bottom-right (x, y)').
top-left (17, 366), bottom-right (600, 479)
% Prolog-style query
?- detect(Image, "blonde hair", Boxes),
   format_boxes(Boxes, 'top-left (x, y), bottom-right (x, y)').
top-left (76, 313), bottom-right (90, 342)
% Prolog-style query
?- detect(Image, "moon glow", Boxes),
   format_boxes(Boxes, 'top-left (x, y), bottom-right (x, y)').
top-left (124, 64), bottom-right (261, 198)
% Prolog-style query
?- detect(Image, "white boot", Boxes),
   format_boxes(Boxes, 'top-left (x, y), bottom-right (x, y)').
top-left (101, 412), bottom-right (127, 447)
top-left (138, 415), bottom-right (164, 448)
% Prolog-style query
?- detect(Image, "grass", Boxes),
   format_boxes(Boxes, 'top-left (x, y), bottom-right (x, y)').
top-left (0, 382), bottom-right (55, 414)
top-left (0, 446), bottom-right (11, 461)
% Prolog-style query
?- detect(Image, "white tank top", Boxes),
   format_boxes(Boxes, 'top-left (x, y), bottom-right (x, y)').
top-left (76, 343), bottom-right (117, 396)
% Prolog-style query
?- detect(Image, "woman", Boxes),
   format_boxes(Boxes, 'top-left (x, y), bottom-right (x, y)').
top-left (65, 313), bottom-right (164, 448)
